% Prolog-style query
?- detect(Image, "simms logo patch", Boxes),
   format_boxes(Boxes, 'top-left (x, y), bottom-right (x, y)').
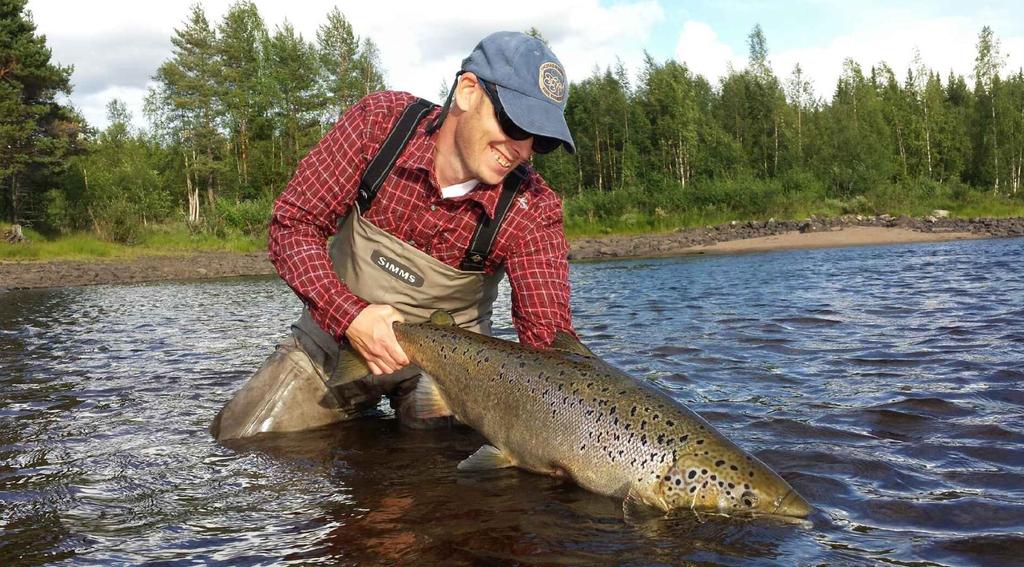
top-left (371, 250), bottom-right (424, 288)
top-left (539, 62), bottom-right (566, 103)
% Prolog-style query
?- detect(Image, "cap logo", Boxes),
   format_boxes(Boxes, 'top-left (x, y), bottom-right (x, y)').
top-left (539, 62), bottom-right (566, 103)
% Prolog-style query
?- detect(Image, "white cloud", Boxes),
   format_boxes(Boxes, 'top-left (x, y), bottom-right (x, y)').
top-left (674, 21), bottom-right (744, 83)
top-left (771, 16), bottom-right (996, 100)
top-left (27, 0), bottom-right (664, 129)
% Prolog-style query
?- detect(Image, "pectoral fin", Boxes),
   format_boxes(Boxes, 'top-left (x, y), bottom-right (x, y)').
top-left (457, 444), bottom-right (515, 471)
top-left (326, 348), bottom-right (372, 387)
top-left (412, 372), bottom-right (452, 419)
top-left (622, 486), bottom-right (664, 524)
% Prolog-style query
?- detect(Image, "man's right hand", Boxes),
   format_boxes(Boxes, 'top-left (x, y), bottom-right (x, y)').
top-left (344, 304), bottom-right (410, 376)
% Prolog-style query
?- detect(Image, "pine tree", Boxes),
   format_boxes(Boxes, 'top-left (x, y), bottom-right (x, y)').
top-left (147, 4), bottom-right (224, 224)
top-left (316, 7), bottom-right (361, 120)
top-left (971, 26), bottom-right (1006, 193)
top-left (217, 0), bottom-right (270, 198)
top-left (0, 0), bottom-right (77, 224)
top-left (266, 22), bottom-right (321, 181)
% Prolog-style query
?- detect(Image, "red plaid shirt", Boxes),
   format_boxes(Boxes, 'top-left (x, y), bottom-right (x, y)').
top-left (269, 91), bottom-right (574, 348)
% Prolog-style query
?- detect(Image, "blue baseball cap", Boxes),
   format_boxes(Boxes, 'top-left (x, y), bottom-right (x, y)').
top-left (461, 32), bottom-right (575, 154)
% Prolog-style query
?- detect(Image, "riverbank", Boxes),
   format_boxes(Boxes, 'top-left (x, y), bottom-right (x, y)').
top-left (2, 215), bottom-right (1021, 290)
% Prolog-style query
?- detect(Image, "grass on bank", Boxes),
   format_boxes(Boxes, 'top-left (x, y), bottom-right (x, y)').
top-left (4, 177), bottom-right (1023, 260)
top-left (0, 223), bottom-right (264, 261)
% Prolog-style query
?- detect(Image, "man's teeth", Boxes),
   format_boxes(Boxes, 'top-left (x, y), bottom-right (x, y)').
top-left (492, 148), bottom-right (511, 168)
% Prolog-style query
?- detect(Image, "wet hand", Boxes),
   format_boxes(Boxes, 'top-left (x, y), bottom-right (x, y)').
top-left (345, 304), bottom-right (410, 375)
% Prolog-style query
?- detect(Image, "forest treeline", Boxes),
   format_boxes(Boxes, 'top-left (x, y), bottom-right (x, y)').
top-left (2, 0), bottom-right (1023, 245)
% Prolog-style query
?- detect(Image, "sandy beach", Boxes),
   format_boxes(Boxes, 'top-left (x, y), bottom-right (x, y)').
top-left (681, 226), bottom-right (982, 255)
top-left (1, 217), bottom-right (1020, 290)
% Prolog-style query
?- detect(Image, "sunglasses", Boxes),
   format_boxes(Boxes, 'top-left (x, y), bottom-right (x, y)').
top-left (478, 79), bottom-right (561, 155)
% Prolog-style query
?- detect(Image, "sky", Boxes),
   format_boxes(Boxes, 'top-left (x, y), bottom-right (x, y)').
top-left (24, 0), bottom-right (1024, 131)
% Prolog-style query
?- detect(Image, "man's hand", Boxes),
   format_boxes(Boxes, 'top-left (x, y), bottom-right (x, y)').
top-left (345, 304), bottom-right (410, 375)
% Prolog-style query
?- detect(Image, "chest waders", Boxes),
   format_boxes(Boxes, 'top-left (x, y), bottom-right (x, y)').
top-left (211, 98), bottom-right (526, 439)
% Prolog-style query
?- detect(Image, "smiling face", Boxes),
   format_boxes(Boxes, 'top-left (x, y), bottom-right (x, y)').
top-left (440, 73), bottom-right (534, 186)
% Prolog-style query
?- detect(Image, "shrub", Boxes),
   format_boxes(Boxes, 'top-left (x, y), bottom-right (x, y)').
top-left (212, 197), bottom-right (273, 238)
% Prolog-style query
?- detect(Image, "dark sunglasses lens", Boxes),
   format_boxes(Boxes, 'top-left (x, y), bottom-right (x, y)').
top-left (498, 112), bottom-right (532, 141)
top-left (483, 81), bottom-right (562, 153)
top-left (532, 136), bottom-right (561, 154)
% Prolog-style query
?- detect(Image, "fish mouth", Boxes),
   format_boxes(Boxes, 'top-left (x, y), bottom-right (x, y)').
top-left (773, 489), bottom-right (813, 518)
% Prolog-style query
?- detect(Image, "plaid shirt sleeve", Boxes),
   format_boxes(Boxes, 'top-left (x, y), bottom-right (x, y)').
top-left (506, 182), bottom-right (575, 348)
top-left (267, 97), bottom-right (379, 341)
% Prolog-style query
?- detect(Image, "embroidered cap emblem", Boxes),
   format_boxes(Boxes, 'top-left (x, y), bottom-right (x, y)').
top-left (539, 62), bottom-right (566, 103)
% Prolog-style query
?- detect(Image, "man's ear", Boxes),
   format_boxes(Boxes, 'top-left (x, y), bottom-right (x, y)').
top-left (453, 72), bottom-right (481, 113)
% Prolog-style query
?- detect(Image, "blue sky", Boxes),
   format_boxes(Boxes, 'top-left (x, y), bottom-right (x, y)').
top-left (25, 0), bottom-right (1024, 130)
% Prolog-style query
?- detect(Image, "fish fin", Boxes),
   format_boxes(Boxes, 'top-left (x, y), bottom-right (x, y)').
top-left (457, 444), bottom-right (515, 471)
top-left (622, 486), bottom-right (664, 524)
top-left (429, 310), bottom-right (456, 327)
top-left (412, 372), bottom-right (453, 419)
top-left (548, 331), bottom-right (597, 357)
top-left (325, 348), bottom-right (372, 387)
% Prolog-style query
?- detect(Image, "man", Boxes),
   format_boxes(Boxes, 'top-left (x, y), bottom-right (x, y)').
top-left (211, 31), bottom-right (576, 440)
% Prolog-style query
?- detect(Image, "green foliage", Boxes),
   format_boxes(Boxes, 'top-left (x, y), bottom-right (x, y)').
top-left (41, 188), bottom-right (71, 233)
top-left (210, 197), bottom-right (272, 238)
top-left (1, 0), bottom-right (80, 225)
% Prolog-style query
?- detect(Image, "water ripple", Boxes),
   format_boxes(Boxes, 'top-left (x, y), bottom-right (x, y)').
top-left (2, 238), bottom-right (1023, 565)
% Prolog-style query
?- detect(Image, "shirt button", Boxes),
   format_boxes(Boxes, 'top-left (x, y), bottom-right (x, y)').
top-left (430, 204), bottom-right (437, 211)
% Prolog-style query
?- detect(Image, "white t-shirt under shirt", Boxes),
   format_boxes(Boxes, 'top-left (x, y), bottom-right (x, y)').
top-left (439, 179), bottom-right (479, 200)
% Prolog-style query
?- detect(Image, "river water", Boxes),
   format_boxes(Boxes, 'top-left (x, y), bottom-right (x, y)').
top-left (2, 237), bottom-right (1022, 566)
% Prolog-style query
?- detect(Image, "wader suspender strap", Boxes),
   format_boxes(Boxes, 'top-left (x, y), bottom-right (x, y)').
top-left (460, 166), bottom-right (526, 271)
top-left (355, 98), bottom-right (526, 273)
top-left (356, 98), bottom-right (435, 213)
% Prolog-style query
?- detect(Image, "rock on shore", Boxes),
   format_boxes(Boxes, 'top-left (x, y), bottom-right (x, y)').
top-left (567, 215), bottom-right (1024, 260)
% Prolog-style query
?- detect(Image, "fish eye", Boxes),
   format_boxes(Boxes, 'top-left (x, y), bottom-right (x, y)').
top-left (740, 490), bottom-right (759, 508)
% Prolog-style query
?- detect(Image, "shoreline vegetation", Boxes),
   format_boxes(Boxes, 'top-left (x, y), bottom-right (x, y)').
top-left (2, 214), bottom-right (1021, 291)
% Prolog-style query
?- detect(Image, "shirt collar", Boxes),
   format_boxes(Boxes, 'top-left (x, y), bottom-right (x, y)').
top-left (393, 109), bottom-right (507, 219)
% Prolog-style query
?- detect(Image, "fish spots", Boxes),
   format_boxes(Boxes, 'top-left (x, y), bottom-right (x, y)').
top-left (630, 406), bottom-right (637, 417)
top-left (678, 434), bottom-right (689, 444)
top-left (696, 439), bottom-right (705, 445)
top-left (666, 420), bottom-right (675, 427)
top-left (715, 460), bottom-right (725, 467)
top-left (687, 470), bottom-right (697, 480)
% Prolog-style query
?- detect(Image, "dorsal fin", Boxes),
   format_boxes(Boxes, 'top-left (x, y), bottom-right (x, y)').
top-left (549, 331), bottom-right (597, 357)
top-left (429, 310), bottom-right (456, 327)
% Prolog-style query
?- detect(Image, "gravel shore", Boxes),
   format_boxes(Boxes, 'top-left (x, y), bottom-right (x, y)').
top-left (2, 215), bottom-right (1021, 290)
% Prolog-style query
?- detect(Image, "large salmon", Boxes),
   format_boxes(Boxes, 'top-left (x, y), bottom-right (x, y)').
top-left (352, 311), bottom-right (813, 518)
